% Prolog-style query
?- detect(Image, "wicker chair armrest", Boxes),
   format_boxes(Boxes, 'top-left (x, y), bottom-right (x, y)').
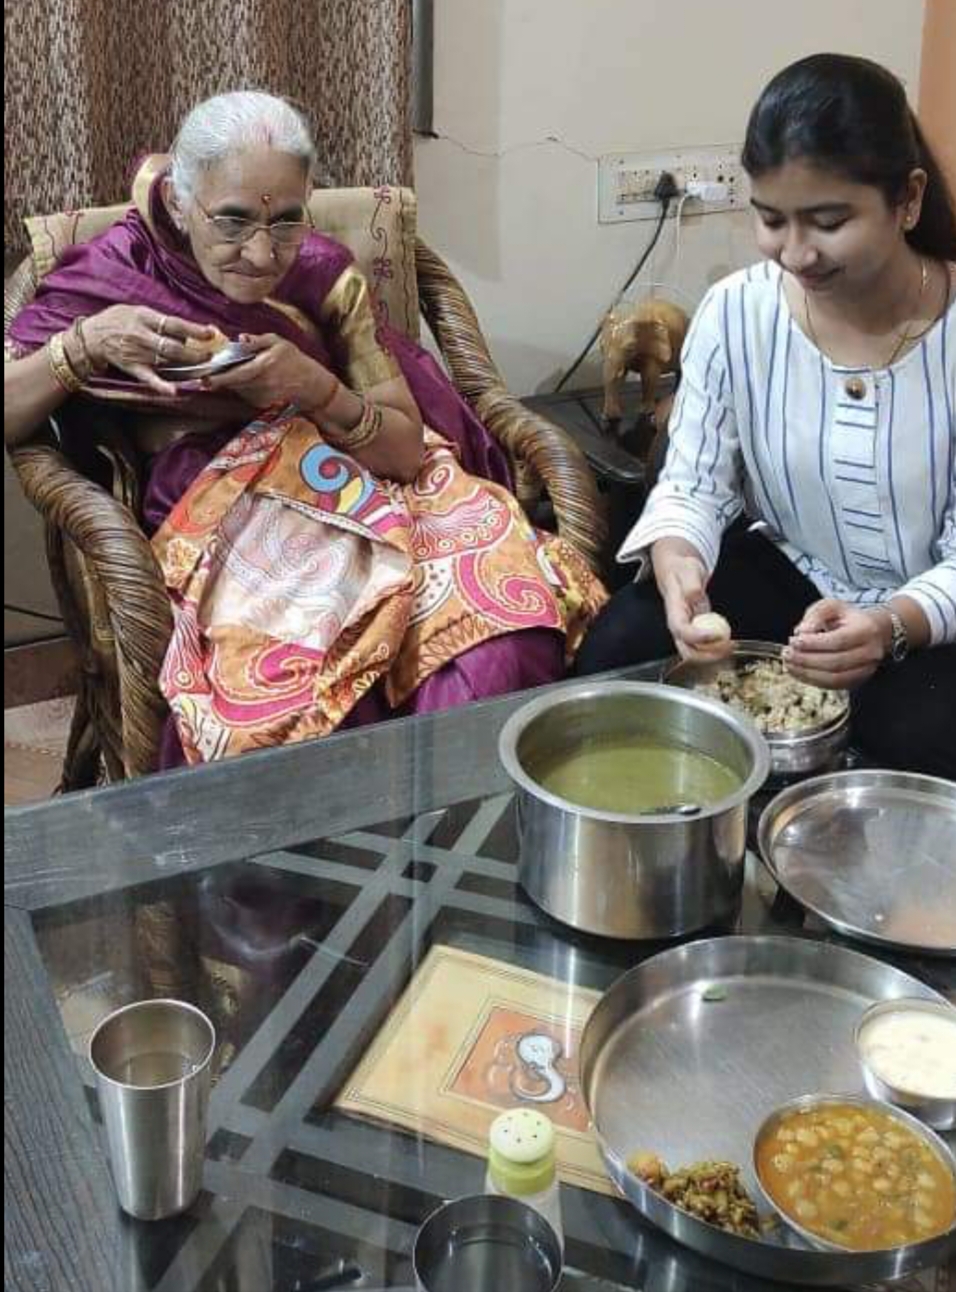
top-left (3, 257), bottom-right (38, 336)
top-left (9, 441), bottom-right (171, 776)
top-left (474, 388), bottom-right (607, 572)
top-left (415, 240), bottom-right (607, 572)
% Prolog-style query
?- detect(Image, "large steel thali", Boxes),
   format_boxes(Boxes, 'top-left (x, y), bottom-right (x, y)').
top-left (579, 935), bottom-right (956, 1285)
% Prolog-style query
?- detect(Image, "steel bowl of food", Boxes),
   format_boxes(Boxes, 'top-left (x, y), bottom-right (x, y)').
top-left (854, 999), bottom-right (956, 1131)
top-left (498, 681), bottom-right (770, 939)
top-left (663, 641), bottom-right (850, 776)
top-left (752, 1093), bottom-right (956, 1258)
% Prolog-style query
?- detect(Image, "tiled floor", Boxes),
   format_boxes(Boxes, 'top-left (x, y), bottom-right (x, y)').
top-left (4, 696), bottom-right (73, 805)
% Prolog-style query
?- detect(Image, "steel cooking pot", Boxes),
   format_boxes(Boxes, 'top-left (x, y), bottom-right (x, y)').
top-left (498, 681), bottom-right (770, 939)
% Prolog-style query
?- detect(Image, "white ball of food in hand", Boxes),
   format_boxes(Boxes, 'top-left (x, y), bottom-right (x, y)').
top-left (691, 612), bottom-right (732, 641)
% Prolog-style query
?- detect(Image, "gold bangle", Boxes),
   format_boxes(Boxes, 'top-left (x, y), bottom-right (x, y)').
top-left (50, 331), bottom-right (84, 391)
top-left (47, 332), bottom-right (84, 394)
top-left (341, 398), bottom-right (383, 451)
top-left (66, 317), bottom-right (95, 381)
top-left (324, 395), bottom-right (383, 453)
top-left (73, 317), bottom-right (95, 377)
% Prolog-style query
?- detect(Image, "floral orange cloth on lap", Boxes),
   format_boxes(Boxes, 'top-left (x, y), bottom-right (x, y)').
top-left (153, 410), bottom-right (605, 762)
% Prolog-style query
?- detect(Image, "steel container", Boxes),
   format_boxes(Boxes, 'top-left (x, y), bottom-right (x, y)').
top-left (753, 1093), bottom-right (956, 1256)
top-left (89, 998), bottom-right (215, 1221)
top-left (498, 681), bottom-right (770, 939)
top-left (413, 1195), bottom-right (562, 1292)
top-left (855, 999), bottom-right (956, 1131)
top-left (664, 641), bottom-right (850, 776)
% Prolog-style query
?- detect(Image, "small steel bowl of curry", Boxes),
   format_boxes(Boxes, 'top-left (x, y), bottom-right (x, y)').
top-left (753, 1094), bottom-right (956, 1255)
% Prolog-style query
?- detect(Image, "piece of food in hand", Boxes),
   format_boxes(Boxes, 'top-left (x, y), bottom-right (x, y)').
top-left (180, 326), bottom-right (230, 361)
top-left (691, 612), bottom-right (732, 642)
top-left (627, 1152), bottom-right (761, 1237)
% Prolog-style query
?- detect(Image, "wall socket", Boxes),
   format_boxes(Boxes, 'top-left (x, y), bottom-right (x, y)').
top-left (598, 147), bottom-right (749, 223)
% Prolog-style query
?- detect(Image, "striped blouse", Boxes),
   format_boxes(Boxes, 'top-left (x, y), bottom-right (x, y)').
top-left (619, 260), bottom-right (956, 645)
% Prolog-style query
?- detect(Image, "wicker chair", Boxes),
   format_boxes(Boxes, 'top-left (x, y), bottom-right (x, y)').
top-left (4, 188), bottom-right (607, 789)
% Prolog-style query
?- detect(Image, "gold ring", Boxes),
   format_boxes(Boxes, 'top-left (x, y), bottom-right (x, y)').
top-left (157, 314), bottom-right (170, 338)
top-left (155, 336), bottom-right (169, 365)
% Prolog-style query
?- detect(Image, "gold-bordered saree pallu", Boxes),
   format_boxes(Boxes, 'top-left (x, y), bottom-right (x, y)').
top-left (153, 410), bottom-right (606, 762)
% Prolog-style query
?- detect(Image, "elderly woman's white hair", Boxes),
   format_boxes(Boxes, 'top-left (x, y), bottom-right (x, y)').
top-left (170, 91), bottom-right (317, 203)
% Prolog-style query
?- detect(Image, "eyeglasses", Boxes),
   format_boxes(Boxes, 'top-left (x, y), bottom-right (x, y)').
top-left (194, 198), bottom-right (313, 246)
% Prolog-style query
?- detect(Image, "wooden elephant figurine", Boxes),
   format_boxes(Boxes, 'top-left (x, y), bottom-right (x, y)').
top-left (599, 299), bottom-right (689, 426)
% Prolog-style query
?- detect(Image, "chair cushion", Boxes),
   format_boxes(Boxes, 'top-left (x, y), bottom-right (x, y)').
top-left (23, 178), bottom-right (420, 341)
top-left (25, 205), bottom-right (132, 277)
top-left (312, 186), bottom-right (419, 340)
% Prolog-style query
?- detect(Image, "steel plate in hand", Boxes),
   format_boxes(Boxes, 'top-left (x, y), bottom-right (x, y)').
top-left (579, 935), bottom-right (954, 1285)
top-left (758, 771), bottom-right (956, 956)
top-left (158, 341), bottom-right (256, 380)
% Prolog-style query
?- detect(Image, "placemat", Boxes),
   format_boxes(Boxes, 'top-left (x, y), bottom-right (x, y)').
top-left (336, 945), bottom-right (613, 1194)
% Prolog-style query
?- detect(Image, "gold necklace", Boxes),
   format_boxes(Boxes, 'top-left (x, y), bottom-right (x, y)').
top-left (803, 257), bottom-right (929, 370)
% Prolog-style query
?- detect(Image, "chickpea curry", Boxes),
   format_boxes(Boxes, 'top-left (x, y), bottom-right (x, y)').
top-left (757, 1103), bottom-right (955, 1251)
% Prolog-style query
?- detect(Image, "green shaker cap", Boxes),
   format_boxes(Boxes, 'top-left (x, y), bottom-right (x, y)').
top-left (488, 1108), bottom-right (557, 1196)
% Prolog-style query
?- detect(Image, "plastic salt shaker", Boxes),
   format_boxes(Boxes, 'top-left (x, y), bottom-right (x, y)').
top-left (485, 1108), bottom-right (564, 1251)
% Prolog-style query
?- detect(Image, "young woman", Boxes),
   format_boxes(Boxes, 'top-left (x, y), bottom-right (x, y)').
top-left (577, 54), bottom-right (956, 778)
top-left (5, 92), bottom-right (605, 766)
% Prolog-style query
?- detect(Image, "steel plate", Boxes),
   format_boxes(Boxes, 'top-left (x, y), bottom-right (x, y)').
top-left (158, 341), bottom-right (256, 380)
top-left (579, 935), bottom-right (955, 1284)
top-left (758, 771), bottom-right (956, 957)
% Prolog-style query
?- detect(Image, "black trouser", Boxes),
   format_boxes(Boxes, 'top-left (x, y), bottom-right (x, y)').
top-left (575, 525), bottom-right (956, 779)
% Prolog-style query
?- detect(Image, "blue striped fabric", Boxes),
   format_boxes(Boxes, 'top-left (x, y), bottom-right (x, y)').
top-left (619, 261), bottom-right (956, 645)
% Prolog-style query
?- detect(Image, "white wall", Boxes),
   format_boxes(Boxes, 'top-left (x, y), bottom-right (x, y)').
top-left (414, 0), bottom-right (924, 396)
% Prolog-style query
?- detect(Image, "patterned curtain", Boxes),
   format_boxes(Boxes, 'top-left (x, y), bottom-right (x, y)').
top-left (4, 0), bottom-right (413, 249)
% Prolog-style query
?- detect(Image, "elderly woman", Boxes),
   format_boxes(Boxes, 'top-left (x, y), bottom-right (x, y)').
top-left (5, 92), bottom-right (605, 765)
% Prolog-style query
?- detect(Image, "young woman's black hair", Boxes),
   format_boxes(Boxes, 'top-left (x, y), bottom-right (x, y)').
top-left (742, 53), bottom-right (956, 261)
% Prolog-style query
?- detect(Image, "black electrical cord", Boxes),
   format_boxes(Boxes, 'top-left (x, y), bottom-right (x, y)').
top-left (554, 187), bottom-right (675, 394)
top-left (4, 603), bottom-right (63, 624)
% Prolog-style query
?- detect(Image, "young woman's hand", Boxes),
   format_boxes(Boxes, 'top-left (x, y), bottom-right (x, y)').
top-left (202, 332), bottom-right (335, 411)
top-left (83, 306), bottom-right (219, 395)
top-left (783, 598), bottom-right (888, 688)
top-left (651, 537), bottom-right (733, 661)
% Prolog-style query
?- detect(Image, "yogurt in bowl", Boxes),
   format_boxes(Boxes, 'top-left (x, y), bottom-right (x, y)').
top-left (855, 999), bottom-right (956, 1130)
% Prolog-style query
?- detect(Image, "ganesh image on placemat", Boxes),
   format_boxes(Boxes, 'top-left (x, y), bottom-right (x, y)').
top-left (445, 1004), bottom-right (589, 1135)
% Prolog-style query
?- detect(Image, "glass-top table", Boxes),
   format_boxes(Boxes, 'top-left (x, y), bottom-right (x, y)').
top-left (4, 668), bottom-right (954, 1292)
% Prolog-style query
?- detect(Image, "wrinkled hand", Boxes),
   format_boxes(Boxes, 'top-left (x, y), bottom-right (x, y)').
top-left (83, 306), bottom-right (218, 396)
top-left (652, 538), bottom-right (733, 662)
top-left (203, 333), bottom-right (334, 411)
top-left (783, 598), bottom-right (887, 688)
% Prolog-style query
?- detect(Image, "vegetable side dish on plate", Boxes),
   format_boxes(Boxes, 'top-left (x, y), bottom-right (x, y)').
top-left (628, 1153), bottom-right (762, 1238)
